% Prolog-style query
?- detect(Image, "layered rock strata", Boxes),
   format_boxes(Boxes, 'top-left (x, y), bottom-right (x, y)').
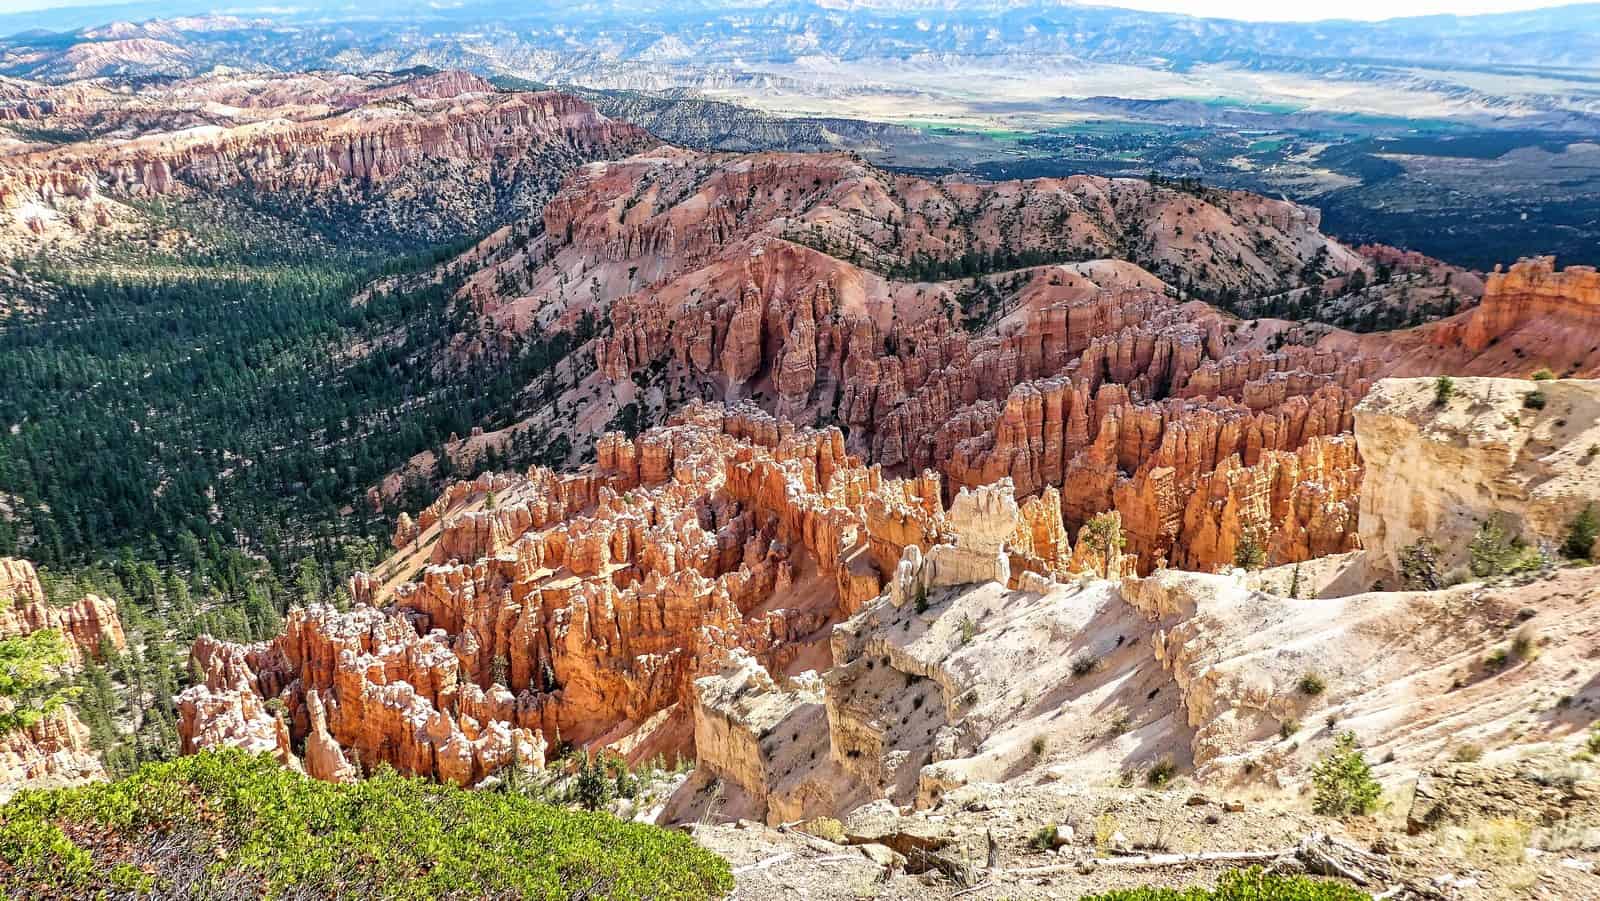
top-left (450, 148), bottom-right (1379, 573)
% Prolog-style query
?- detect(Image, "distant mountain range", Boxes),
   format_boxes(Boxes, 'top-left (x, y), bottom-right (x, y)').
top-left (3, 1), bottom-right (1598, 75)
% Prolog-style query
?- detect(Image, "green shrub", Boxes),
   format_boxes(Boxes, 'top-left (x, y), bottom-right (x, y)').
top-left (1468, 518), bottom-right (1543, 578)
top-left (1147, 755), bottom-right (1177, 787)
top-left (1298, 672), bottom-right (1327, 696)
top-left (0, 749), bottom-right (732, 899)
top-left (1076, 866), bottom-right (1368, 900)
top-left (1432, 376), bottom-right (1455, 407)
top-left (1531, 368), bottom-right (1556, 381)
top-left (1522, 390), bottom-right (1547, 410)
top-left (1311, 732), bottom-right (1382, 817)
top-left (1030, 824), bottom-right (1058, 851)
top-left (1562, 504), bottom-right (1599, 561)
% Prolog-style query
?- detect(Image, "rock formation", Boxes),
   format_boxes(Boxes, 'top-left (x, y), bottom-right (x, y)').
top-left (1463, 257), bottom-right (1600, 358)
top-left (0, 70), bottom-right (655, 247)
top-left (0, 557), bottom-right (126, 664)
top-left (1354, 376), bottom-right (1600, 576)
top-left (0, 557), bottom-right (126, 797)
top-left (441, 146), bottom-right (1383, 574)
top-left (1319, 255), bottom-right (1600, 379)
top-left (179, 404), bottom-right (963, 784)
top-left (666, 499), bottom-right (1600, 827)
top-left (0, 707), bottom-right (106, 802)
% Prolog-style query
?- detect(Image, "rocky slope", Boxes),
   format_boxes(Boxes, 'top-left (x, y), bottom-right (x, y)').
top-left (0, 69), bottom-right (655, 248)
top-left (180, 404), bottom-right (989, 783)
top-left (1356, 376), bottom-right (1600, 579)
top-left (0, 556), bottom-right (126, 800)
top-left (1319, 256), bottom-right (1600, 380)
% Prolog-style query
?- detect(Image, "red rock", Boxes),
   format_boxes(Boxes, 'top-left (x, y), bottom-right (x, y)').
top-left (0, 558), bottom-right (126, 665)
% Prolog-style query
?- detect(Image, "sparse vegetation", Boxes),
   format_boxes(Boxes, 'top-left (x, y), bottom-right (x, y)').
top-left (1398, 538), bottom-right (1443, 591)
top-left (959, 614), bottom-right (977, 646)
top-left (1530, 367), bottom-right (1556, 381)
top-left (1468, 517), bottom-right (1543, 578)
top-left (1233, 532), bottom-right (1267, 570)
top-left (0, 749), bottom-right (732, 899)
top-left (1311, 732), bottom-right (1382, 816)
top-left (1522, 389), bottom-right (1547, 410)
top-left (1452, 743), bottom-right (1483, 763)
top-left (1470, 817), bottom-right (1532, 865)
top-left (1146, 754), bottom-right (1176, 787)
top-left (1561, 504), bottom-right (1598, 561)
top-left (800, 816), bottom-right (846, 844)
top-left (0, 627), bottom-right (73, 734)
top-left (1509, 625), bottom-right (1539, 661)
top-left (1298, 671), bottom-right (1327, 696)
top-left (1081, 512), bottom-right (1126, 579)
top-left (1280, 718), bottom-right (1301, 739)
top-left (1071, 651), bottom-right (1101, 677)
top-left (1030, 824), bottom-right (1058, 851)
top-left (1093, 812), bottom-right (1119, 855)
top-left (1077, 867), bottom-right (1368, 900)
top-left (1031, 734), bottom-right (1048, 757)
top-left (1433, 375), bottom-right (1455, 407)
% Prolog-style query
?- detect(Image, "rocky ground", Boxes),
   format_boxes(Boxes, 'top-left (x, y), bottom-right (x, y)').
top-left (691, 771), bottom-right (1600, 900)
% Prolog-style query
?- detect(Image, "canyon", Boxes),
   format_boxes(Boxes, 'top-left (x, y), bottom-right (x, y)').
top-left (0, 58), bottom-right (1598, 900)
top-left (174, 373), bottom-right (1600, 897)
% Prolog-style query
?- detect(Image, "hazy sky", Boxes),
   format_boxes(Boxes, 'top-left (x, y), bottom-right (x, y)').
top-left (0, 0), bottom-right (1583, 21)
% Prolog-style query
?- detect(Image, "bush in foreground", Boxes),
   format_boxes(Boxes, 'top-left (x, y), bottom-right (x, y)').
top-left (1077, 866), bottom-right (1368, 900)
top-left (0, 749), bottom-right (732, 900)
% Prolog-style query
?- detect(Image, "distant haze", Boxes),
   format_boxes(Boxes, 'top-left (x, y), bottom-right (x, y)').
top-left (0, 0), bottom-right (1589, 23)
top-left (1090, 0), bottom-right (1586, 21)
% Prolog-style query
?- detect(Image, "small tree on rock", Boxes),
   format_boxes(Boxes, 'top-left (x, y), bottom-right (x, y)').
top-left (1563, 504), bottom-right (1598, 562)
top-left (1081, 512), bottom-right (1126, 579)
top-left (0, 628), bottom-right (73, 734)
top-left (1311, 732), bottom-right (1382, 817)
